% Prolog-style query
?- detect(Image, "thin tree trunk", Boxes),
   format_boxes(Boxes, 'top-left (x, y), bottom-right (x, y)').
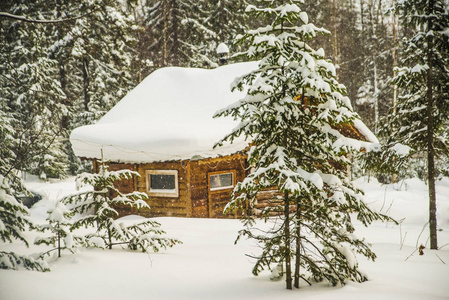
top-left (284, 190), bottom-right (292, 290)
top-left (57, 223), bottom-right (61, 258)
top-left (163, 0), bottom-right (168, 66)
top-left (373, 59), bottom-right (379, 133)
top-left (82, 57), bottom-right (89, 111)
top-left (427, 0), bottom-right (437, 250)
top-left (294, 200), bottom-right (301, 288)
top-left (392, 0), bottom-right (398, 183)
top-left (392, 0), bottom-right (397, 112)
top-left (219, 0), bottom-right (225, 41)
top-left (332, 0), bottom-right (339, 75)
top-left (172, 0), bottom-right (179, 66)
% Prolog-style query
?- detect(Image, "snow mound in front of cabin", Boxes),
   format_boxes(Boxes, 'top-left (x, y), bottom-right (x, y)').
top-left (70, 62), bottom-right (259, 163)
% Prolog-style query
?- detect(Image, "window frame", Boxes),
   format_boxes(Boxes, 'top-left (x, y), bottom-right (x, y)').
top-left (146, 170), bottom-right (179, 198)
top-left (208, 170), bottom-right (236, 192)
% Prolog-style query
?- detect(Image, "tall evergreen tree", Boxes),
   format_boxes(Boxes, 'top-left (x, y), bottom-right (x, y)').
top-left (67, 0), bottom-right (138, 127)
top-left (355, 0), bottom-right (395, 133)
top-left (366, 0), bottom-right (449, 249)
top-left (141, 0), bottom-right (251, 68)
top-left (216, 0), bottom-right (391, 289)
top-left (0, 0), bottom-right (70, 178)
top-left (202, 0), bottom-right (251, 65)
top-left (144, 0), bottom-right (198, 67)
top-left (0, 112), bottom-right (49, 271)
top-left (1, 0), bottom-right (139, 175)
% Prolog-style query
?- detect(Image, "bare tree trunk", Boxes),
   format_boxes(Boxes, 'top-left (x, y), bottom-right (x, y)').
top-left (373, 59), bottom-right (379, 133)
top-left (163, 0), bottom-right (168, 66)
top-left (284, 190), bottom-right (292, 289)
top-left (82, 57), bottom-right (89, 111)
top-left (57, 223), bottom-right (61, 258)
top-left (392, 1), bottom-right (397, 113)
top-left (332, 0), bottom-right (339, 75)
top-left (426, 0), bottom-right (437, 250)
top-left (294, 200), bottom-right (301, 288)
top-left (171, 0), bottom-right (179, 66)
top-left (219, 0), bottom-right (225, 41)
top-left (392, 0), bottom-right (398, 183)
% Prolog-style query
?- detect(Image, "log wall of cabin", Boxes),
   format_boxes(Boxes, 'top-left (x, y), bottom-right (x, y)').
top-left (101, 154), bottom-right (247, 219)
top-left (135, 161), bottom-right (190, 218)
top-left (189, 154), bottom-right (247, 218)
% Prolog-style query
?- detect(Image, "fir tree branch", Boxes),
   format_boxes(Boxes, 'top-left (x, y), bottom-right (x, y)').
top-left (0, 12), bottom-right (91, 24)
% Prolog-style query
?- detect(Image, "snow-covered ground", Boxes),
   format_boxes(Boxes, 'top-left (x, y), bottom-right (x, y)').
top-left (1, 176), bottom-right (449, 300)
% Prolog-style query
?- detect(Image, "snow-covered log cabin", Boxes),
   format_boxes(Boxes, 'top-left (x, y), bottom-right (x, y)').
top-left (70, 62), bottom-right (377, 218)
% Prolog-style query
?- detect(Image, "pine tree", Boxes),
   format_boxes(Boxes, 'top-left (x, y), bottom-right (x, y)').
top-left (366, 0), bottom-right (449, 249)
top-left (144, 0), bottom-right (192, 67)
top-left (355, 0), bottom-right (395, 133)
top-left (143, 0), bottom-right (208, 68)
top-left (0, 116), bottom-right (49, 271)
top-left (215, 0), bottom-right (391, 289)
top-left (34, 201), bottom-right (76, 258)
top-left (0, 0), bottom-right (70, 178)
top-left (67, 0), bottom-right (138, 127)
top-left (201, 0), bottom-right (251, 65)
top-left (62, 158), bottom-right (181, 252)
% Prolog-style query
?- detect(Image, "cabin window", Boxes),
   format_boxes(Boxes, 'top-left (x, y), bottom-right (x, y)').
top-left (146, 170), bottom-right (179, 197)
top-left (209, 171), bottom-right (235, 191)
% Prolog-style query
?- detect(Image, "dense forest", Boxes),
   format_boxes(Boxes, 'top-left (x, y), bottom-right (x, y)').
top-left (0, 0), bottom-right (448, 280)
top-left (0, 0), bottom-right (448, 180)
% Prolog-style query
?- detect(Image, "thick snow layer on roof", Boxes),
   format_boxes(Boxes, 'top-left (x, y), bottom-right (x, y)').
top-left (71, 62), bottom-right (258, 163)
top-left (71, 61), bottom-right (377, 163)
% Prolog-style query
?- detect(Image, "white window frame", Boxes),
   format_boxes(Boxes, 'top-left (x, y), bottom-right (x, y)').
top-left (209, 170), bottom-right (235, 192)
top-left (146, 170), bottom-right (179, 198)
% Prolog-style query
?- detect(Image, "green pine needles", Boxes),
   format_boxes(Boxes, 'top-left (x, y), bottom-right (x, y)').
top-left (0, 174), bottom-right (49, 271)
top-left (215, 0), bottom-right (392, 289)
top-left (361, 0), bottom-right (449, 250)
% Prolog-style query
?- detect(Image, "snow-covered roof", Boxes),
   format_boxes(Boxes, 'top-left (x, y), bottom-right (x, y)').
top-left (70, 62), bottom-right (258, 163)
top-left (70, 61), bottom-right (377, 164)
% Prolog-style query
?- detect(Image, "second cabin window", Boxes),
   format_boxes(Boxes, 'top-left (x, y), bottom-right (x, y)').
top-left (146, 170), bottom-right (179, 197)
top-left (209, 171), bottom-right (235, 191)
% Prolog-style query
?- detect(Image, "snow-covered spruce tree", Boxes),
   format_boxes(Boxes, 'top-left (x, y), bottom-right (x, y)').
top-left (215, 0), bottom-right (391, 289)
top-left (34, 201), bottom-right (77, 258)
top-left (363, 0), bottom-right (449, 250)
top-left (62, 159), bottom-right (180, 252)
top-left (0, 111), bottom-right (48, 271)
top-left (68, 0), bottom-right (138, 127)
top-left (199, 0), bottom-right (251, 66)
top-left (0, 154), bottom-right (49, 271)
top-left (0, 1), bottom-right (71, 179)
top-left (143, 0), bottom-right (214, 68)
top-left (0, 178), bottom-right (49, 272)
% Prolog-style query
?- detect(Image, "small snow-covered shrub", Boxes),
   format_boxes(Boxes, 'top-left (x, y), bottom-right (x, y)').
top-left (35, 201), bottom-right (78, 258)
top-left (62, 159), bottom-right (181, 252)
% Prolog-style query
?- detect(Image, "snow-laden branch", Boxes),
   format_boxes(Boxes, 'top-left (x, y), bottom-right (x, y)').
top-left (0, 12), bottom-right (90, 24)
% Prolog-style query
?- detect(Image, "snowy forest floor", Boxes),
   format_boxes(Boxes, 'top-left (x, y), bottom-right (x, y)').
top-left (1, 175), bottom-right (449, 300)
